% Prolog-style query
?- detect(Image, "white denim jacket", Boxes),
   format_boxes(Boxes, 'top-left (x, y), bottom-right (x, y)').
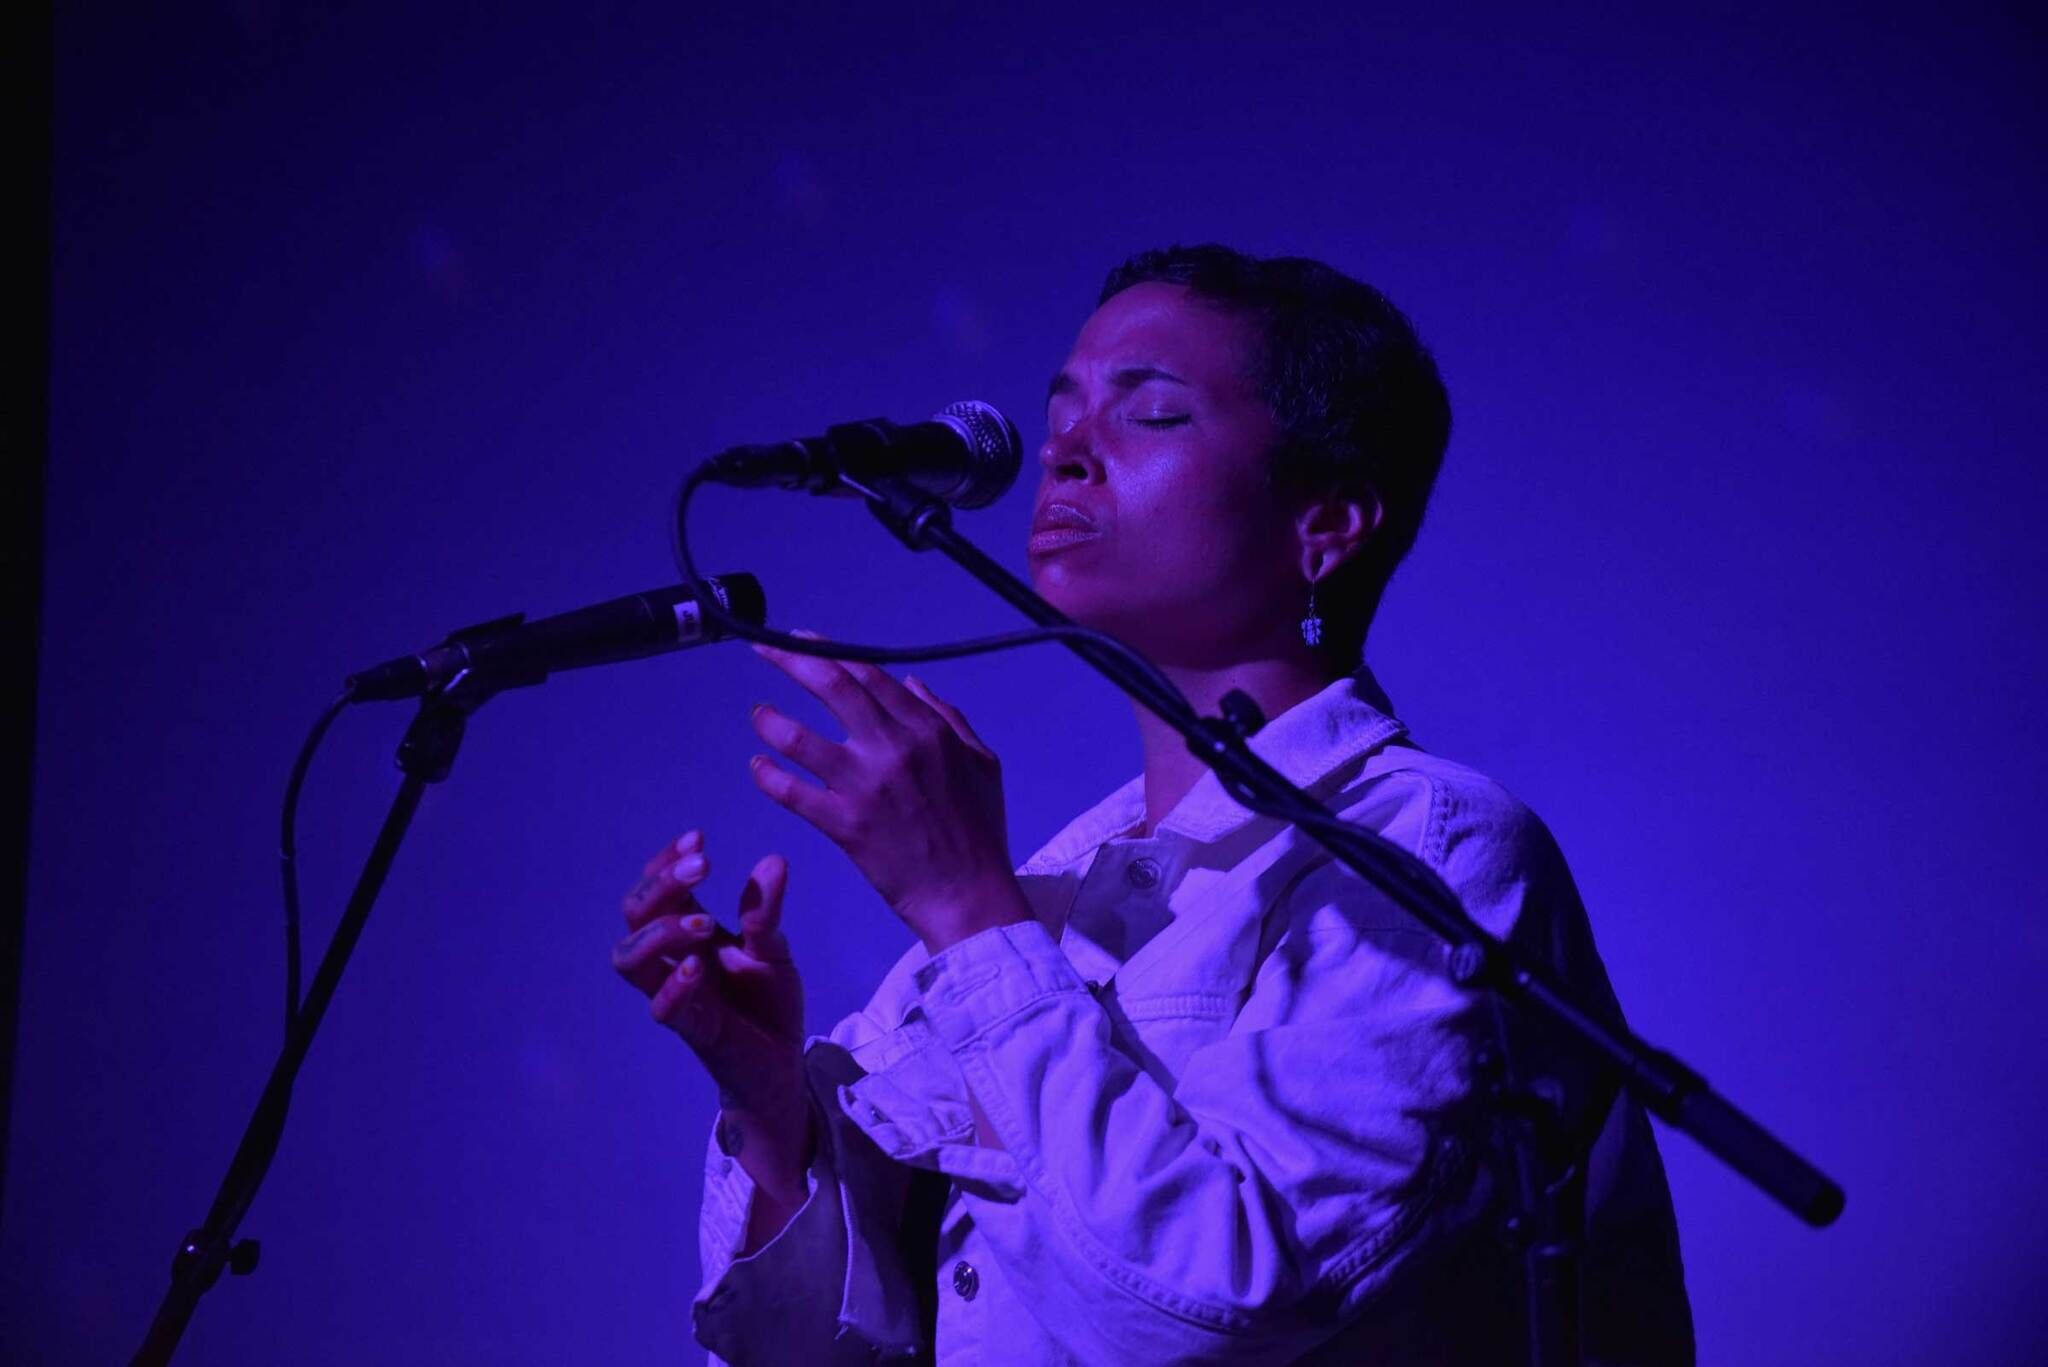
top-left (692, 668), bottom-right (1693, 1364)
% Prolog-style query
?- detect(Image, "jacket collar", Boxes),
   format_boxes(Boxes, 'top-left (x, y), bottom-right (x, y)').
top-left (1018, 665), bottom-right (1409, 873)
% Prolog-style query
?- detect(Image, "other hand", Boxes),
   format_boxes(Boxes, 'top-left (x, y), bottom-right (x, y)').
top-left (611, 830), bottom-right (806, 1123)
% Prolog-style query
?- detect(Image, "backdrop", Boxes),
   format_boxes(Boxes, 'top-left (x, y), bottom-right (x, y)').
top-left (15, 3), bottom-right (2045, 1362)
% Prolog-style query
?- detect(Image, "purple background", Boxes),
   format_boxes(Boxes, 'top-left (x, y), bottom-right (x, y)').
top-left (13, 4), bottom-right (2045, 1362)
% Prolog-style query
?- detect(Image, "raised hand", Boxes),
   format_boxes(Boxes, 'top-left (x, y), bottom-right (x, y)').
top-left (747, 637), bottom-right (1033, 954)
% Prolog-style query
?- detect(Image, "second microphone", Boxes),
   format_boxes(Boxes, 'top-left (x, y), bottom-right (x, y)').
top-left (345, 572), bottom-right (767, 702)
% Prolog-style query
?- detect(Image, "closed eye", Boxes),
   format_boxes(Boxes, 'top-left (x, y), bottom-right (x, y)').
top-left (1132, 416), bottom-right (1190, 428)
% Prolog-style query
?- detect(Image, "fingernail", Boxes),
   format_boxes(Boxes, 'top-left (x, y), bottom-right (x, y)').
top-left (750, 702), bottom-right (769, 722)
top-left (675, 830), bottom-right (703, 853)
top-left (683, 913), bottom-right (712, 933)
top-left (748, 755), bottom-right (767, 773)
top-left (670, 854), bottom-right (706, 880)
top-left (679, 955), bottom-right (700, 978)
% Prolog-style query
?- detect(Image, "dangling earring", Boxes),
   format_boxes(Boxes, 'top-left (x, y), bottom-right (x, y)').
top-left (1300, 578), bottom-right (1324, 647)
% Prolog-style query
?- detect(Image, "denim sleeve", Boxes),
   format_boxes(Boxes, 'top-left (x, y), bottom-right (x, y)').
top-left (691, 1040), bottom-right (928, 1365)
top-left (912, 878), bottom-right (1491, 1363)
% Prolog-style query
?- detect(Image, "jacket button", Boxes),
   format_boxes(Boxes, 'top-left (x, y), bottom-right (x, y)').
top-left (951, 1259), bottom-right (980, 1301)
top-left (1126, 857), bottom-right (1161, 889)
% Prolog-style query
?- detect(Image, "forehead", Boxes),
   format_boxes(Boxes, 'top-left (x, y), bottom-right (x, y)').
top-left (1060, 281), bottom-right (1257, 393)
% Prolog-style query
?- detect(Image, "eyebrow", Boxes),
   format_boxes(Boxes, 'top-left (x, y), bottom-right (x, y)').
top-left (1045, 364), bottom-right (1190, 404)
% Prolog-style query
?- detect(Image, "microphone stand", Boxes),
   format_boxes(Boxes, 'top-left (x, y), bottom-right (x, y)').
top-left (132, 665), bottom-right (509, 1366)
top-left (854, 475), bottom-right (1842, 1367)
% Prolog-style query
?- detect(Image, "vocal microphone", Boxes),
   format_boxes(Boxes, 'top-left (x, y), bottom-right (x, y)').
top-left (700, 400), bottom-right (1022, 509)
top-left (345, 573), bottom-right (767, 701)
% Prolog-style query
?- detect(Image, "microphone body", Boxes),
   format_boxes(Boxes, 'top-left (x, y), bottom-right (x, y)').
top-left (346, 573), bottom-right (766, 701)
top-left (702, 400), bottom-right (1021, 509)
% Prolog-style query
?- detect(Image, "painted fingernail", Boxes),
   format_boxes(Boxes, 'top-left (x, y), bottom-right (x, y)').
top-left (683, 913), bottom-right (712, 933)
top-left (678, 955), bottom-right (700, 978)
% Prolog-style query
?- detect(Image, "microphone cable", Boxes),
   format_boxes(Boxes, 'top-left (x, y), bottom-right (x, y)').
top-left (273, 455), bottom-right (1196, 1044)
top-left (278, 686), bottom-right (355, 1038)
top-left (671, 461), bottom-right (1194, 711)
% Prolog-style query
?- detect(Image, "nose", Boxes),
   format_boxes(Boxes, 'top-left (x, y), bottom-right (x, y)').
top-left (1039, 415), bottom-right (1103, 484)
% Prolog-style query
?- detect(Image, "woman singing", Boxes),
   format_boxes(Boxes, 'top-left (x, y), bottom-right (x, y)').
top-left (612, 245), bottom-right (1693, 1364)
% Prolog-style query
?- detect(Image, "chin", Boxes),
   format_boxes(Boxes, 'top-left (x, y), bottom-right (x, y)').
top-left (1027, 556), bottom-right (1096, 617)
top-left (1028, 562), bottom-right (1152, 647)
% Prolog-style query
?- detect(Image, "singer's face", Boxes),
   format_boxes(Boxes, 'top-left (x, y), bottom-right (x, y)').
top-left (1031, 282), bottom-right (1299, 668)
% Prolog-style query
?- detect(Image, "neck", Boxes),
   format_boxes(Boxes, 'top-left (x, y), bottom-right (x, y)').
top-left (1128, 653), bottom-right (1344, 838)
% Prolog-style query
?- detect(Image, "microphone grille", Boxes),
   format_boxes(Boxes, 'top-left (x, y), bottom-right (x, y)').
top-left (935, 400), bottom-right (1022, 509)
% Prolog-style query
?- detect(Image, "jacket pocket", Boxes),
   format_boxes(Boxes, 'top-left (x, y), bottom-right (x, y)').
top-left (1105, 991), bottom-right (1236, 1081)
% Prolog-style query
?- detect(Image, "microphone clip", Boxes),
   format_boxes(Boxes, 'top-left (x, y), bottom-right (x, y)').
top-left (860, 471), bottom-right (956, 552)
top-left (346, 610), bottom-right (545, 703)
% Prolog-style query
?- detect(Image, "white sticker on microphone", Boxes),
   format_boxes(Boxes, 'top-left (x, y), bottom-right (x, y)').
top-left (672, 599), bottom-right (707, 645)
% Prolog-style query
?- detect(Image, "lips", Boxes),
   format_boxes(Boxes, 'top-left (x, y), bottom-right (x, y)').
top-left (1030, 502), bottom-right (1098, 535)
top-left (1028, 501), bottom-right (1102, 555)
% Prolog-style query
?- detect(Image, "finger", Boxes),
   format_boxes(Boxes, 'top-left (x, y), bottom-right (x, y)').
top-left (748, 753), bottom-right (848, 839)
top-left (640, 829), bottom-right (703, 879)
top-left (783, 628), bottom-right (930, 732)
top-left (650, 954), bottom-right (719, 1048)
top-left (780, 628), bottom-right (929, 729)
top-left (826, 651), bottom-right (927, 727)
top-left (736, 853), bottom-right (792, 964)
top-left (750, 703), bottom-right (854, 785)
top-left (751, 632), bottom-right (893, 737)
top-left (613, 912), bottom-right (732, 995)
top-left (903, 676), bottom-right (997, 760)
top-left (623, 847), bottom-right (710, 930)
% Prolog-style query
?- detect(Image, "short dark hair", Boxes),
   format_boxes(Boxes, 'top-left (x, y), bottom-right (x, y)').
top-left (1099, 244), bottom-right (1451, 667)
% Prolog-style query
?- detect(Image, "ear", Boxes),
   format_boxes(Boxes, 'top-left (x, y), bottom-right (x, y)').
top-left (1294, 485), bottom-right (1383, 582)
